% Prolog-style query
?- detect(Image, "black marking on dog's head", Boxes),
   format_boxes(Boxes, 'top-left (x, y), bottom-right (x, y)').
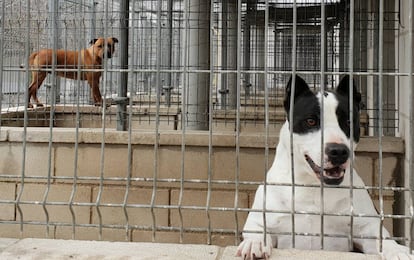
top-left (284, 75), bottom-right (321, 135)
top-left (335, 75), bottom-right (362, 142)
top-left (284, 75), bottom-right (362, 142)
top-left (89, 38), bottom-right (98, 45)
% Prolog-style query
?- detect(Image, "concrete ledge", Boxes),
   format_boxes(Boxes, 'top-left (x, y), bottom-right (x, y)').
top-left (0, 238), bottom-right (381, 259)
top-left (0, 126), bottom-right (404, 153)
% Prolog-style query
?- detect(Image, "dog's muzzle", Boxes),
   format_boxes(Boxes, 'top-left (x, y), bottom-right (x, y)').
top-left (305, 143), bottom-right (350, 185)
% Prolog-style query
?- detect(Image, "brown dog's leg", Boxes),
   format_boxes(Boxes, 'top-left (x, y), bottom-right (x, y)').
top-left (87, 76), bottom-right (103, 106)
top-left (28, 71), bottom-right (47, 108)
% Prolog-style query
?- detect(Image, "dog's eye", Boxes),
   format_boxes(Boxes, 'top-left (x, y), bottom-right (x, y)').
top-left (306, 118), bottom-right (317, 127)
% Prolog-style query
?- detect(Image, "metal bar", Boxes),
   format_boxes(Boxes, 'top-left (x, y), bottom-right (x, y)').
top-left (289, 0), bottom-right (298, 248)
top-left (0, 0), bottom-right (4, 121)
top-left (16, 0), bottom-right (32, 238)
top-left (116, 0), bottom-right (129, 131)
top-left (178, 0), bottom-right (190, 244)
top-left (95, 0), bottom-right (112, 241)
top-left (220, 1), bottom-right (228, 109)
top-left (122, 0), bottom-right (137, 241)
top-left (233, 0), bottom-right (243, 245)
top-left (42, 0), bottom-right (60, 238)
top-left (186, 0), bottom-right (209, 130)
top-left (206, 0), bottom-right (214, 245)
top-left (348, 0), bottom-right (355, 251)
top-left (409, 0), bottom-right (414, 251)
top-left (263, 0), bottom-right (270, 248)
top-left (150, 0), bottom-right (163, 242)
top-left (319, 0), bottom-right (326, 250)
top-left (378, 0), bottom-right (385, 252)
top-left (67, 5), bottom-right (84, 240)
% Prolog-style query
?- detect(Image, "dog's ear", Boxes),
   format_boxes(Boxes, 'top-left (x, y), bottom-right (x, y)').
top-left (336, 75), bottom-right (362, 109)
top-left (111, 37), bottom-right (119, 43)
top-left (284, 75), bottom-right (313, 112)
top-left (89, 38), bottom-right (98, 45)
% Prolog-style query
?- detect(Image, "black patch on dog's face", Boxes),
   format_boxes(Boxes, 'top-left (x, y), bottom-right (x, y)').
top-left (284, 75), bottom-right (362, 141)
top-left (284, 75), bottom-right (321, 134)
top-left (335, 76), bottom-right (362, 142)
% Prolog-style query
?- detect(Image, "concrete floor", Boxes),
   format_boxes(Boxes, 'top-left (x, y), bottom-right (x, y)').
top-left (0, 238), bottom-right (381, 259)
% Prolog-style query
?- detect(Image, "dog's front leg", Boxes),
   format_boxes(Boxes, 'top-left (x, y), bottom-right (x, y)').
top-left (87, 76), bottom-right (103, 106)
top-left (237, 186), bottom-right (280, 259)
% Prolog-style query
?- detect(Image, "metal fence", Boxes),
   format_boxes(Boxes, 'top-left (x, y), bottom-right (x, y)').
top-left (0, 0), bottom-right (413, 253)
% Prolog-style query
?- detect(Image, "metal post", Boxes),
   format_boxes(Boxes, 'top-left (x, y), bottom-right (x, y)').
top-left (220, 2), bottom-right (228, 109)
top-left (256, 26), bottom-right (265, 91)
top-left (48, 0), bottom-right (60, 104)
top-left (90, 1), bottom-right (97, 39)
top-left (243, 0), bottom-right (254, 98)
top-left (226, 0), bottom-right (238, 109)
top-left (116, 0), bottom-right (130, 131)
top-left (187, 0), bottom-right (210, 130)
top-left (163, 0), bottom-right (173, 107)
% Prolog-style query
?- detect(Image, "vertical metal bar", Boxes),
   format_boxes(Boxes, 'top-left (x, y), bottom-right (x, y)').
top-left (206, 0), bottom-right (214, 245)
top-left (289, 0), bottom-right (298, 248)
top-left (220, 2), bottom-right (228, 109)
top-left (0, 0), bottom-right (5, 118)
top-left (232, 0), bottom-right (242, 245)
top-left (68, 2), bottom-right (86, 240)
top-left (117, 0), bottom-right (129, 131)
top-left (378, 0), bottom-right (385, 252)
top-left (348, 0), bottom-right (355, 251)
top-left (262, 0), bottom-right (269, 248)
top-left (150, 0), bottom-right (163, 242)
top-left (178, 0), bottom-right (189, 243)
top-left (96, 0), bottom-right (111, 241)
top-left (122, 0), bottom-right (137, 242)
top-left (48, 0), bottom-right (61, 105)
top-left (319, 0), bottom-right (326, 250)
top-left (243, 0), bottom-right (253, 98)
top-left (90, 0), bottom-right (97, 39)
top-left (409, 0), bottom-right (414, 251)
top-left (16, 0), bottom-right (32, 238)
top-left (42, 0), bottom-right (60, 238)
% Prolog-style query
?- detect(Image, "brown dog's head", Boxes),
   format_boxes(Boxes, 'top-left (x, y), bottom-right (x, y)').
top-left (89, 37), bottom-right (118, 59)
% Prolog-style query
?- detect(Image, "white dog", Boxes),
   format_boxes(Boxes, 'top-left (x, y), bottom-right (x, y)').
top-left (236, 75), bottom-right (412, 259)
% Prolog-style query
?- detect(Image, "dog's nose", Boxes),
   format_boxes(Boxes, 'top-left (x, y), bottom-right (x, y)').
top-left (325, 143), bottom-right (350, 165)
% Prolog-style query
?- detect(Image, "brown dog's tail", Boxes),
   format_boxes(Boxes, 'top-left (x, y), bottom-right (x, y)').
top-left (20, 52), bottom-right (38, 68)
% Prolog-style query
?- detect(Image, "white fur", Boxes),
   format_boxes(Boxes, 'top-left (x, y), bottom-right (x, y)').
top-left (237, 92), bottom-right (412, 259)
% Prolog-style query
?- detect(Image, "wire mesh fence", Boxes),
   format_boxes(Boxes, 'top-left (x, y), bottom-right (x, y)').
top-left (0, 0), bottom-right (412, 254)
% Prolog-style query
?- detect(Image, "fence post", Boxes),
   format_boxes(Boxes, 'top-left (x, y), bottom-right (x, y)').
top-left (116, 0), bottom-right (130, 131)
top-left (187, 0), bottom-right (210, 130)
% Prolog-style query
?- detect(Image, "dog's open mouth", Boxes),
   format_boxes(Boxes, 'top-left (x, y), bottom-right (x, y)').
top-left (305, 154), bottom-right (346, 185)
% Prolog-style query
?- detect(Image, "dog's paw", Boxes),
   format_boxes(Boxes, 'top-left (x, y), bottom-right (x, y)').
top-left (236, 238), bottom-right (272, 259)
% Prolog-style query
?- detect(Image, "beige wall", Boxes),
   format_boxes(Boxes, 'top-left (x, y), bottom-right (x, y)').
top-left (0, 127), bottom-right (404, 245)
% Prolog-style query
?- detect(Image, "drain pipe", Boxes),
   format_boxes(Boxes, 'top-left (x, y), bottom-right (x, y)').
top-left (116, 0), bottom-right (130, 131)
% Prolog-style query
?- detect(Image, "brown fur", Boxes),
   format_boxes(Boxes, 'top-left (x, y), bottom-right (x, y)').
top-left (26, 37), bottom-right (118, 108)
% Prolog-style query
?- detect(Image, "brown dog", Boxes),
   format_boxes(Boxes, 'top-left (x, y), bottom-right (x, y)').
top-left (26, 37), bottom-right (118, 108)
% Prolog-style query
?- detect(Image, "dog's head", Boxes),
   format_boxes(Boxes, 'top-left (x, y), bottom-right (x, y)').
top-left (89, 37), bottom-right (118, 59)
top-left (283, 75), bottom-right (362, 185)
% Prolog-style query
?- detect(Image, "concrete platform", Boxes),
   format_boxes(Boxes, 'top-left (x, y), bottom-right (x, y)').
top-left (0, 238), bottom-right (381, 259)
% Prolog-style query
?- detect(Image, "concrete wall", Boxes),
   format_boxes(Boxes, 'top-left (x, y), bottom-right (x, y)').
top-left (0, 127), bottom-right (404, 245)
